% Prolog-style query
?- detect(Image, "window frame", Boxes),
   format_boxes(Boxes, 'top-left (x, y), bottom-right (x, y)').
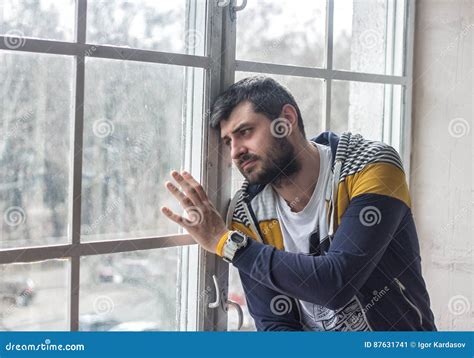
top-left (0, 0), bottom-right (232, 331)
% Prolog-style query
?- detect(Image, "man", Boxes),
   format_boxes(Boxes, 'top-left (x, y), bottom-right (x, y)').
top-left (162, 76), bottom-right (437, 331)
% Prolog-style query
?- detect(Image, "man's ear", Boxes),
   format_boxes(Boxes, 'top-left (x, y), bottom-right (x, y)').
top-left (280, 104), bottom-right (299, 131)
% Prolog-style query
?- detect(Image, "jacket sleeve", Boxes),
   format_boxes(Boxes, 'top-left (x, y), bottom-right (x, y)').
top-left (226, 219), bottom-right (303, 330)
top-left (232, 162), bottom-right (411, 311)
top-left (239, 269), bottom-right (304, 331)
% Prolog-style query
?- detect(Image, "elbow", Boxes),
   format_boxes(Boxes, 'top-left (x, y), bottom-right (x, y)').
top-left (323, 275), bottom-right (362, 310)
top-left (314, 254), bottom-right (362, 310)
top-left (313, 264), bottom-right (359, 310)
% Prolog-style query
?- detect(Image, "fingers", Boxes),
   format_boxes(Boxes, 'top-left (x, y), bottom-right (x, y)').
top-left (181, 171), bottom-right (208, 202)
top-left (161, 206), bottom-right (186, 225)
top-left (163, 170), bottom-right (209, 228)
top-left (171, 170), bottom-right (207, 204)
top-left (165, 181), bottom-right (194, 209)
top-left (161, 205), bottom-right (203, 227)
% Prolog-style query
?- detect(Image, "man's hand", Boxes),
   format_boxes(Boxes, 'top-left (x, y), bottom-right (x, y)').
top-left (161, 170), bottom-right (228, 254)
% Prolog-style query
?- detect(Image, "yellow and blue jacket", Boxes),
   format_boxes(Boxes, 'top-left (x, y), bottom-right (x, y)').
top-left (222, 131), bottom-right (437, 331)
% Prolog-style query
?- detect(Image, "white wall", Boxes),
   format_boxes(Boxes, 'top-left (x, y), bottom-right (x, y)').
top-left (411, 0), bottom-right (473, 330)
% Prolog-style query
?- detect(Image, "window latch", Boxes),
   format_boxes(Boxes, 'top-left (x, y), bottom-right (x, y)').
top-left (208, 274), bottom-right (243, 330)
top-left (217, 0), bottom-right (247, 21)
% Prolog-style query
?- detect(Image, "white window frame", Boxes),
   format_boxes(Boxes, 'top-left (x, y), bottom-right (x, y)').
top-left (0, 0), bottom-right (233, 331)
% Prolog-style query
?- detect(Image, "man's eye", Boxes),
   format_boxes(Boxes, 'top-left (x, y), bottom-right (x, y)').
top-left (224, 139), bottom-right (231, 146)
top-left (241, 128), bottom-right (251, 136)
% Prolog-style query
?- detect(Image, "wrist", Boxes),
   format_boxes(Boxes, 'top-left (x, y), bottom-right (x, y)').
top-left (221, 230), bottom-right (248, 263)
top-left (215, 230), bottom-right (230, 257)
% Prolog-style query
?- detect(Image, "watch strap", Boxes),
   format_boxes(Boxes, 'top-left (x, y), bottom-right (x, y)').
top-left (216, 231), bottom-right (230, 257)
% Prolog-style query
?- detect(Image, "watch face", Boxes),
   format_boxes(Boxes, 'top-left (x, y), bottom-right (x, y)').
top-left (230, 232), bottom-right (245, 244)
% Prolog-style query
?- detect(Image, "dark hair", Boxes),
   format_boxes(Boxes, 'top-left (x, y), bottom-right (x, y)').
top-left (210, 76), bottom-right (306, 137)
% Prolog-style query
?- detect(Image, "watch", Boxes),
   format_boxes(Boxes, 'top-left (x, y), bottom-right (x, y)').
top-left (222, 230), bottom-right (248, 263)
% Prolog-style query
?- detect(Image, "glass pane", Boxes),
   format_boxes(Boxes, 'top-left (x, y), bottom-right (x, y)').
top-left (0, 0), bottom-right (75, 42)
top-left (331, 80), bottom-right (402, 143)
top-left (0, 51), bottom-right (73, 249)
top-left (82, 58), bottom-right (204, 241)
top-left (235, 72), bottom-right (325, 141)
top-left (0, 259), bottom-right (69, 331)
top-left (87, 0), bottom-right (206, 55)
top-left (80, 247), bottom-right (181, 331)
top-left (333, 0), bottom-right (405, 75)
top-left (236, 0), bottom-right (326, 68)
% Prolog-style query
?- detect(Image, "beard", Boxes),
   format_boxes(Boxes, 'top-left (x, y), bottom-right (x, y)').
top-left (238, 136), bottom-right (301, 186)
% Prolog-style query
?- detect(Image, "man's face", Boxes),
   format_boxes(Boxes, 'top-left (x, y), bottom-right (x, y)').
top-left (220, 101), bottom-right (300, 186)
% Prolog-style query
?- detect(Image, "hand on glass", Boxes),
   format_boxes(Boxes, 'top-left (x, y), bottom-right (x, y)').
top-left (161, 170), bottom-right (228, 254)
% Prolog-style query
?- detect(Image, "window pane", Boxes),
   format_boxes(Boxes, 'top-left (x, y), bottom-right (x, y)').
top-left (0, 0), bottom-right (75, 42)
top-left (87, 0), bottom-right (206, 55)
top-left (80, 247), bottom-right (181, 331)
top-left (82, 58), bottom-right (203, 241)
top-left (333, 0), bottom-right (405, 75)
top-left (236, 0), bottom-right (326, 68)
top-left (331, 80), bottom-right (402, 143)
top-left (235, 72), bottom-right (325, 141)
top-left (0, 51), bottom-right (73, 249)
top-left (0, 259), bottom-right (69, 331)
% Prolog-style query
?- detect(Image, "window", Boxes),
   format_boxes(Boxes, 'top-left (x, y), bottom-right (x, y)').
top-left (236, 0), bottom-right (326, 68)
top-left (1, 0), bottom-right (415, 332)
top-left (0, 0), bottom-right (224, 332)
top-left (0, 51), bottom-right (74, 250)
top-left (0, 0), bottom-right (76, 42)
top-left (86, 0), bottom-right (206, 55)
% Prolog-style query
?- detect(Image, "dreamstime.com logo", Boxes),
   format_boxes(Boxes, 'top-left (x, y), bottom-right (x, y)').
top-left (93, 295), bottom-right (114, 315)
top-left (270, 295), bottom-right (293, 316)
top-left (183, 206), bottom-right (204, 226)
top-left (184, 29), bottom-right (203, 51)
top-left (448, 295), bottom-right (471, 316)
top-left (359, 206), bottom-right (382, 227)
top-left (448, 118), bottom-right (470, 138)
top-left (3, 29), bottom-right (26, 49)
top-left (4, 339), bottom-right (85, 352)
top-left (3, 206), bottom-right (26, 227)
top-left (362, 286), bottom-right (390, 314)
top-left (270, 118), bottom-right (293, 138)
top-left (359, 29), bottom-right (381, 50)
top-left (92, 119), bottom-right (115, 138)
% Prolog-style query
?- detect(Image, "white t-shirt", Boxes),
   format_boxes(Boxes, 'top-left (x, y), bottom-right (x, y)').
top-left (274, 142), bottom-right (335, 330)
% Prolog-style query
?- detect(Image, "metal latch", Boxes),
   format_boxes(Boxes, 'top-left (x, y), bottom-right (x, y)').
top-left (217, 0), bottom-right (248, 21)
top-left (208, 274), bottom-right (244, 330)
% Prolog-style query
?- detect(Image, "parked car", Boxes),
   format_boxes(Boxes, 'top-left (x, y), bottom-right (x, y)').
top-left (79, 314), bottom-right (120, 331)
top-left (95, 259), bottom-right (163, 285)
top-left (0, 278), bottom-right (35, 307)
top-left (96, 265), bottom-right (123, 283)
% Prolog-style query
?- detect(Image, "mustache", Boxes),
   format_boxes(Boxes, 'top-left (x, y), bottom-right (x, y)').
top-left (238, 154), bottom-right (259, 166)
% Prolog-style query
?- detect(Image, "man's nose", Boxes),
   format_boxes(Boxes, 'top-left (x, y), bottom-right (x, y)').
top-left (230, 142), bottom-right (247, 161)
